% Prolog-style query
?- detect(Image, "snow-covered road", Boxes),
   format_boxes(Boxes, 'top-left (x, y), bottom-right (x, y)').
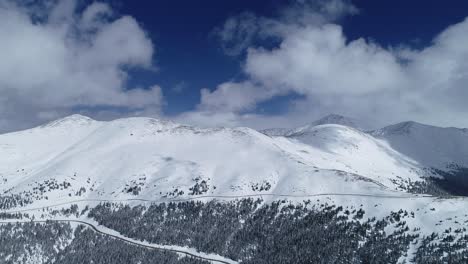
top-left (0, 218), bottom-right (238, 264)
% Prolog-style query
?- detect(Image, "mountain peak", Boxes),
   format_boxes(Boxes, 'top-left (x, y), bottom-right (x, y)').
top-left (311, 114), bottom-right (359, 128)
top-left (294, 114), bottom-right (362, 133)
top-left (260, 114), bottom-right (361, 137)
top-left (63, 114), bottom-right (94, 121)
top-left (42, 114), bottom-right (97, 128)
top-left (373, 121), bottom-right (432, 136)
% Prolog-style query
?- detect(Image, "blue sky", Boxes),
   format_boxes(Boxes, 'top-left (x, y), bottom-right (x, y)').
top-left (1, 0), bottom-right (468, 131)
top-left (117, 0), bottom-right (468, 115)
top-left (120, 0), bottom-right (281, 115)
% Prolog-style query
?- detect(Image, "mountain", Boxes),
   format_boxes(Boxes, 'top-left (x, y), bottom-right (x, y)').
top-left (309, 114), bottom-right (362, 128)
top-left (258, 127), bottom-right (290, 137)
top-left (1, 115), bottom-right (401, 208)
top-left (261, 114), bottom-right (363, 137)
top-left (373, 121), bottom-right (468, 169)
top-left (372, 121), bottom-right (468, 195)
top-left (3, 115), bottom-right (468, 206)
top-left (3, 115), bottom-right (468, 263)
top-left (274, 124), bottom-right (431, 189)
top-left (261, 116), bottom-right (468, 194)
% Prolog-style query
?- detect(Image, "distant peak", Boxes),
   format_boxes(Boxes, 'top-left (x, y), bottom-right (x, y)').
top-left (320, 114), bottom-right (347, 119)
top-left (109, 116), bottom-right (178, 127)
top-left (311, 114), bottom-right (360, 129)
top-left (315, 114), bottom-right (351, 122)
top-left (373, 121), bottom-right (429, 136)
top-left (63, 114), bottom-right (94, 121)
top-left (260, 114), bottom-right (361, 137)
top-left (42, 114), bottom-right (96, 128)
top-left (260, 128), bottom-right (291, 137)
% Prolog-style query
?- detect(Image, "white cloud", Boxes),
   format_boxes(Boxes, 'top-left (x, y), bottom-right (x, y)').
top-left (3, 0), bottom-right (468, 132)
top-left (245, 24), bottom-right (405, 95)
top-left (0, 0), bottom-right (162, 132)
top-left (184, 0), bottom-right (468, 129)
top-left (199, 81), bottom-right (278, 112)
top-left (80, 2), bottom-right (112, 30)
top-left (214, 0), bottom-right (359, 57)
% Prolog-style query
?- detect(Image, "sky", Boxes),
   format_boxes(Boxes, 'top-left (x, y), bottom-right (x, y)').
top-left (1, 0), bottom-right (468, 132)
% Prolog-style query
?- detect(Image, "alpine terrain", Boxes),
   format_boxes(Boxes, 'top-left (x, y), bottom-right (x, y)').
top-left (1, 114), bottom-right (468, 263)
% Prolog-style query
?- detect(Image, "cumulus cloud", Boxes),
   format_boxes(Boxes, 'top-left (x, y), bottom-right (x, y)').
top-left (0, 0), bottom-right (162, 132)
top-left (184, 0), bottom-right (468, 129)
top-left (199, 81), bottom-right (279, 112)
top-left (245, 24), bottom-right (405, 95)
top-left (214, 0), bottom-right (359, 57)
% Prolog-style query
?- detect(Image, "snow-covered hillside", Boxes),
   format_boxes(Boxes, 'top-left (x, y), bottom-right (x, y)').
top-left (0, 115), bottom-right (399, 207)
top-left (264, 115), bottom-right (468, 176)
top-left (274, 124), bottom-right (430, 189)
top-left (373, 121), bottom-right (468, 170)
top-left (261, 114), bottom-right (363, 136)
top-left (0, 114), bottom-right (467, 208)
top-left (4, 114), bottom-right (468, 264)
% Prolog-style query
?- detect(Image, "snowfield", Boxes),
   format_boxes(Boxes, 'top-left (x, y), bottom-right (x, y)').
top-left (0, 114), bottom-right (411, 205)
top-left (373, 121), bottom-right (468, 169)
top-left (0, 114), bottom-right (467, 206)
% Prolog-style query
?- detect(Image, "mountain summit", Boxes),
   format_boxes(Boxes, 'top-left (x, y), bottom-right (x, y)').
top-left (2, 114), bottom-right (468, 204)
top-left (373, 121), bottom-right (468, 169)
top-left (0, 114), bottom-right (429, 206)
top-left (41, 114), bottom-right (97, 128)
top-left (310, 114), bottom-right (361, 128)
top-left (261, 114), bottom-right (362, 137)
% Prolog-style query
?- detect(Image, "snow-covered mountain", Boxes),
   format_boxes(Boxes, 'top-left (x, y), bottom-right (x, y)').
top-left (1, 114), bottom-right (467, 208)
top-left (309, 114), bottom-right (362, 129)
top-left (4, 114), bottom-right (468, 263)
top-left (262, 115), bottom-right (468, 194)
top-left (0, 115), bottom-right (393, 206)
top-left (261, 114), bottom-right (363, 137)
top-left (264, 115), bottom-right (468, 174)
top-left (0, 115), bottom-right (425, 206)
top-left (373, 121), bottom-right (468, 170)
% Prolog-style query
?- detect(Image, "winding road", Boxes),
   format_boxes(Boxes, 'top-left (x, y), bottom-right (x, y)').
top-left (0, 218), bottom-right (237, 264)
top-left (0, 192), bottom-right (456, 264)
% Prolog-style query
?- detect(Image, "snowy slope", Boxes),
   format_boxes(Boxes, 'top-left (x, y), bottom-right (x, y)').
top-left (373, 121), bottom-right (468, 170)
top-left (3, 114), bottom-right (468, 263)
top-left (274, 124), bottom-right (429, 189)
top-left (264, 115), bottom-right (468, 180)
top-left (262, 114), bottom-right (363, 137)
top-left (1, 114), bottom-right (466, 208)
top-left (298, 114), bottom-right (362, 130)
top-left (0, 115), bottom-right (399, 206)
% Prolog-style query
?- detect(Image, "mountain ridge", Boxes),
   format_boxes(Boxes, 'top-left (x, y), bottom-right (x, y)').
top-left (1, 113), bottom-right (468, 209)
top-left (4, 114), bottom-right (468, 264)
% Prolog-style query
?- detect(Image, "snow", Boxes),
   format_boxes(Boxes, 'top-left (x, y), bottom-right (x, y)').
top-left (0, 217), bottom-right (237, 264)
top-left (261, 114), bottom-right (363, 137)
top-left (273, 124), bottom-right (427, 189)
top-left (1, 114), bottom-right (467, 207)
top-left (1, 115), bottom-right (410, 208)
top-left (373, 121), bottom-right (468, 169)
top-left (294, 114), bottom-right (364, 132)
top-left (2, 113), bottom-right (466, 209)
top-left (3, 113), bottom-right (468, 264)
top-left (2, 114), bottom-right (468, 253)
